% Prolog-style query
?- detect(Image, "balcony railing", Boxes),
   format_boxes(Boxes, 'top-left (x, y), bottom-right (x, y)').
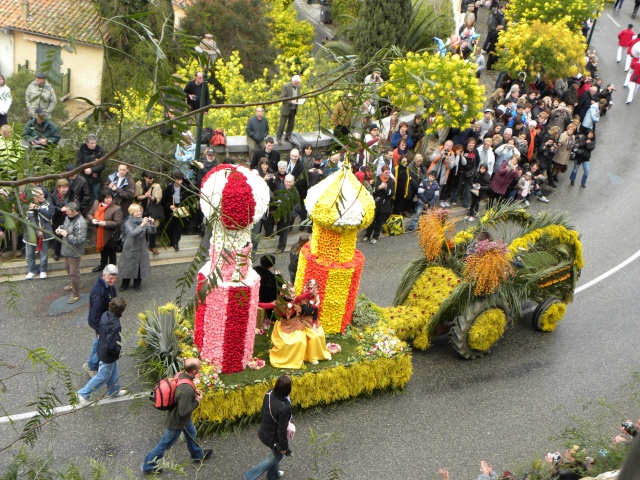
top-left (18, 61), bottom-right (71, 99)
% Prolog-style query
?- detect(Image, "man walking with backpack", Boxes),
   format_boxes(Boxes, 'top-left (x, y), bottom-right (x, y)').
top-left (142, 358), bottom-right (213, 475)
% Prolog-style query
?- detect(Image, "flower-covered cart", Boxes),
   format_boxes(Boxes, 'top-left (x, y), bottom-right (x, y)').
top-left (384, 203), bottom-right (583, 359)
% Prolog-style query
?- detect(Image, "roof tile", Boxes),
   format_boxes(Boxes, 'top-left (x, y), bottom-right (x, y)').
top-left (0, 0), bottom-right (107, 46)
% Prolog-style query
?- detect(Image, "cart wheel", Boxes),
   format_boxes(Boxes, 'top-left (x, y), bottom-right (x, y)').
top-left (532, 298), bottom-right (566, 332)
top-left (449, 301), bottom-right (510, 359)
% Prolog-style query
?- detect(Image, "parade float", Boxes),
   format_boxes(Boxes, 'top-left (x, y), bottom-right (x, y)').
top-left (382, 203), bottom-right (583, 359)
top-left (135, 164), bottom-right (412, 429)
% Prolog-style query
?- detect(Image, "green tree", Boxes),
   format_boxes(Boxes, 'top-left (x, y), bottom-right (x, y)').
top-left (494, 20), bottom-right (587, 79)
top-left (180, 0), bottom-right (278, 81)
top-left (352, 0), bottom-right (412, 72)
top-left (504, 0), bottom-right (604, 32)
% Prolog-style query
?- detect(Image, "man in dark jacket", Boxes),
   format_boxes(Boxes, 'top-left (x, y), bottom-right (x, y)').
top-left (75, 134), bottom-right (106, 202)
top-left (363, 165), bottom-right (395, 244)
top-left (142, 358), bottom-right (213, 474)
top-left (84, 264), bottom-right (118, 376)
top-left (21, 107), bottom-right (61, 146)
top-left (76, 296), bottom-right (127, 404)
top-left (66, 164), bottom-right (91, 212)
top-left (246, 106), bottom-right (270, 161)
top-left (184, 72), bottom-right (210, 112)
top-left (407, 172), bottom-right (439, 231)
top-left (105, 164), bottom-right (136, 217)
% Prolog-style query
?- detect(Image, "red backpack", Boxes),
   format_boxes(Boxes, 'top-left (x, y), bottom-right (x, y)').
top-left (211, 129), bottom-right (226, 147)
top-left (150, 372), bottom-right (195, 410)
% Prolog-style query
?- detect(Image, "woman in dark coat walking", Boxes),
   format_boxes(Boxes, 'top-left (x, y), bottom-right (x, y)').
top-left (243, 375), bottom-right (293, 480)
top-left (117, 203), bottom-right (155, 291)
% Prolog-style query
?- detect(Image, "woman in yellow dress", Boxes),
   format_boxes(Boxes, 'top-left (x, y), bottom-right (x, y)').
top-left (260, 283), bottom-right (311, 369)
top-left (300, 280), bottom-right (332, 365)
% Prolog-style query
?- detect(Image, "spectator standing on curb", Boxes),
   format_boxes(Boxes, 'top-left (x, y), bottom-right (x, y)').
top-left (251, 137), bottom-right (280, 172)
top-left (0, 74), bottom-right (12, 127)
top-left (135, 171), bottom-right (163, 255)
top-left (243, 375), bottom-right (293, 480)
top-left (50, 179), bottom-right (74, 262)
top-left (25, 72), bottom-right (57, 117)
top-left (407, 172), bottom-right (439, 231)
top-left (66, 164), bottom-right (91, 213)
top-left (57, 202), bottom-right (87, 304)
top-left (118, 204), bottom-right (156, 291)
top-left (76, 296), bottom-right (128, 405)
top-left (162, 170), bottom-right (192, 252)
top-left (87, 190), bottom-right (122, 273)
top-left (24, 187), bottom-right (54, 280)
top-left (84, 264), bottom-right (118, 377)
top-left (276, 75), bottom-right (302, 144)
top-left (76, 134), bottom-right (106, 202)
top-left (467, 163), bottom-right (491, 221)
top-left (142, 358), bottom-right (213, 474)
top-left (105, 164), bottom-right (136, 217)
top-left (570, 130), bottom-right (596, 188)
top-left (247, 107), bottom-right (270, 162)
top-left (331, 93), bottom-right (354, 142)
top-left (362, 164), bottom-right (395, 245)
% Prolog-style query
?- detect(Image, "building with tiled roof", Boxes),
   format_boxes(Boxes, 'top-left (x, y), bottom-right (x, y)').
top-left (172, 0), bottom-right (198, 31)
top-left (0, 0), bottom-right (107, 106)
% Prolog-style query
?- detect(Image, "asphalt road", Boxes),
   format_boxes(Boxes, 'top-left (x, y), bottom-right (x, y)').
top-left (2, 7), bottom-right (640, 479)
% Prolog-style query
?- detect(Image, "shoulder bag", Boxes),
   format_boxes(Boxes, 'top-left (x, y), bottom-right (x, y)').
top-left (268, 392), bottom-right (295, 441)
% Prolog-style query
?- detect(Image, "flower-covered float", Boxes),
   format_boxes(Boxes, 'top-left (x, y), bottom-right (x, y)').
top-left (382, 203), bottom-right (583, 358)
top-left (135, 164), bottom-right (412, 430)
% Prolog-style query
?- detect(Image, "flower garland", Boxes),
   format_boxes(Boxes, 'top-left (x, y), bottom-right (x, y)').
top-left (467, 308), bottom-right (507, 351)
top-left (508, 225), bottom-right (584, 270)
top-left (464, 240), bottom-right (513, 296)
top-left (305, 167), bottom-right (375, 231)
top-left (538, 302), bottom-right (567, 332)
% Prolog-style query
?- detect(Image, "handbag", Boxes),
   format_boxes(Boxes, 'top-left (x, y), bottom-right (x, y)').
top-left (108, 228), bottom-right (123, 253)
top-left (146, 202), bottom-right (165, 220)
top-left (173, 205), bottom-right (190, 218)
top-left (268, 392), bottom-right (295, 441)
top-left (382, 214), bottom-right (404, 236)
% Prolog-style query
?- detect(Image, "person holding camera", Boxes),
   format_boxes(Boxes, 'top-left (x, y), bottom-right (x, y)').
top-left (24, 187), bottom-right (54, 280)
top-left (117, 204), bottom-right (156, 291)
top-left (58, 202), bottom-right (87, 304)
top-left (243, 375), bottom-right (293, 480)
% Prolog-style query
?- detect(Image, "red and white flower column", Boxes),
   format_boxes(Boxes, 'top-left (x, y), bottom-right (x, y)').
top-left (194, 165), bottom-right (270, 374)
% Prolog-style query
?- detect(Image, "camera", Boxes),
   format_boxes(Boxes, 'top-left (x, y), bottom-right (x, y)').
top-left (622, 421), bottom-right (636, 435)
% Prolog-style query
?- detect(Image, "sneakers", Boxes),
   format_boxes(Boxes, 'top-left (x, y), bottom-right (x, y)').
top-left (142, 468), bottom-right (163, 476)
top-left (439, 202), bottom-right (447, 208)
top-left (406, 226), bottom-right (414, 232)
top-left (538, 196), bottom-right (550, 203)
top-left (370, 239), bottom-right (378, 244)
top-left (83, 363), bottom-right (98, 377)
top-left (63, 285), bottom-right (73, 291)
top-left (524, 200), bottom-right (530, 207)
top-left (25, 272), bottom-right (35, 280)
top-left (110, 389), bottom-right (128, 398)
top-left (361, 236), bottom-right (369, 242)
top-left (194, 449), bottom-right (214, 463)
top-left (468, 216), bottom-right (476, 222)
top-left (278, 471), bottom-right (284, 478)
top-left (67, 296), bottom-right (80, 304)
top-left (76, 393), bottom-right (90, 407)
top-left (40, 272), bottom-right (47, 279)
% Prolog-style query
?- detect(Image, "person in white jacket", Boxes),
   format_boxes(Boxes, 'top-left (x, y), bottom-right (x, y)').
top-left (0, 75), bottom-right (12, 127)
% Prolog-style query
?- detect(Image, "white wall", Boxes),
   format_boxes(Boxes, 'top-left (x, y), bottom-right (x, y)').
top-left (0, 29), bottom-right (15, 77)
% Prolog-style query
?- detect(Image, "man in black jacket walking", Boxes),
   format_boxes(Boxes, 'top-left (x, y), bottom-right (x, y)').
top-left (76, 296), bottom-right (127, 404)
top-left (142, 358), bottom-right (213, 474)
top-left (84, 265), bottom-right (118, 376)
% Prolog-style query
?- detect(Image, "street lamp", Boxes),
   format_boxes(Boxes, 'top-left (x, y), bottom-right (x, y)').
top-left (193, 33), bottom-right (219, 162)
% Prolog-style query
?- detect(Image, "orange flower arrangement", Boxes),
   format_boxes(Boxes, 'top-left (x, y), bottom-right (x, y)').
top-left (463, 240), bottom-right (513, 296)
top-left (417, 208), bottom-right (455, 261)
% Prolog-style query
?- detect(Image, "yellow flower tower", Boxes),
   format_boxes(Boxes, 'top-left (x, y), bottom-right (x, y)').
top-left (294, 165), bottom-right (375, 334)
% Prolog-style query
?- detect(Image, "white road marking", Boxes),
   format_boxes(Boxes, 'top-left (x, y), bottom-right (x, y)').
top-left (575, 249), bottom-right (640, 294)
top-left (0, 392), bottom-right (149, 424)
top-left (607, 13), bottom-right (621, 27)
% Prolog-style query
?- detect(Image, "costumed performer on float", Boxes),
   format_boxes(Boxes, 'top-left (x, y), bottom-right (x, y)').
top-left (299, 279), bottom-right (331, 365)
top-left (259, 283), bottom-right (313, 369)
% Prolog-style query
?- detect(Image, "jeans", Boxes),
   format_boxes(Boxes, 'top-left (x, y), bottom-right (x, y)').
top-left (408, 199), bottom-right (428, 230)
top-left (142, 420), bottom-right (204, 472)
top-left (89, 183), bottom-right (100, 202)
top-left (570, 161), bottom-right (590, 186)
top-left (243, 448), bottom-right (284, 480)
top-left (25, 240), bottom-right (50, 274)
top-left (87, 335), bottom-right (99, 371)
top-left (78, 360), bottom-right (120, 399)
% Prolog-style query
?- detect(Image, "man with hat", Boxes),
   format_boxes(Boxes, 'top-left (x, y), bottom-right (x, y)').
top-left (57, 202), bottom-right (88, 304)
top-left (479, 109), bottom-right (494, 138)
top-left (195, 147), bottom-right (218, 189)
top-left (24, 187), bottom-right (54, 280)
top-left (21, 107), bottom-right (61, 147)
top-left (25, 72), bottom-right (57, 117)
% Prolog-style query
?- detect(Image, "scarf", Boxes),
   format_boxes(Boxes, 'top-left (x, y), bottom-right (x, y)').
top-left (95, 203), bottom-right (108, 252)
